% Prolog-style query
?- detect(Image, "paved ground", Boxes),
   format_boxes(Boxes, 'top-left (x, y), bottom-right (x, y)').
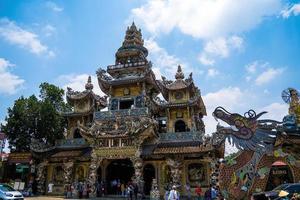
top-left (25, 196), bottom-right (126, 200)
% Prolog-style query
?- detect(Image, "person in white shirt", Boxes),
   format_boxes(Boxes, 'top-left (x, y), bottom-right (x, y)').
top-left (168, 185), bottom-right (179, 200)
top-left (48, 182), bottom-right (54, 193)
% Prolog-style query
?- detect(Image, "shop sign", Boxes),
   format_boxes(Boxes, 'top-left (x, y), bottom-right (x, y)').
top-left (272, 169), bottom-right (287, 175)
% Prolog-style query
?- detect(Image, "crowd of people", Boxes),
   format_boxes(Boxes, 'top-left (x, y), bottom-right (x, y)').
top-left (58, 180), bottom-right (225, 200)
top-left (164, 183), bottom-right (224, 200)
top-left (55, 179), bottom-right (143, 199)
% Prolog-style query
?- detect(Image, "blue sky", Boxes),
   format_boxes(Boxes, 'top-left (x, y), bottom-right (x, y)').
top-left (0, 0), bottom-right (300, 138)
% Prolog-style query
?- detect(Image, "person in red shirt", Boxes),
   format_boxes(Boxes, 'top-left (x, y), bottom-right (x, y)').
top-left (195, 185), bottom-right (203, 200)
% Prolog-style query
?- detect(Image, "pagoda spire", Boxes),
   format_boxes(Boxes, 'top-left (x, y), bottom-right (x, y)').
top-left (175, 65), bottom-right (184, 80)
top-left (85, 75), bottom-right (93, 90)
top-left (122, 21), bottom-right (144, 47)
top-left (115, 22), bottom-right (148, 64)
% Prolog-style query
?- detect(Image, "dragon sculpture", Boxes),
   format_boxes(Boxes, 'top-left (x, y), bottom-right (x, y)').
top-left (212, 106), bottom-right (282, 199)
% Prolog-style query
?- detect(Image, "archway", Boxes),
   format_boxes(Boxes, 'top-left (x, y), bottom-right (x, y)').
top-left (175, 120), bottom-right (186, 132)
top-left (143, 164), bottom-right (155, 195)
top-left (106, 159), bottom-right (134, 194)
top-left (265, 161), bottom-right (294, 191)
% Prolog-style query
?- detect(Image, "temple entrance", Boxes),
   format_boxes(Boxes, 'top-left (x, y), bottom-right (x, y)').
top-left (97, 167), bottom-right (102, 182)
top-left (106, 159), bottom-right (134, 194)
top-left (265, 161), bottom-right (294, 191)
top-left (175, 120), bottom-right (186, 132)
top-left (143, 164), bottom-right (155, 195)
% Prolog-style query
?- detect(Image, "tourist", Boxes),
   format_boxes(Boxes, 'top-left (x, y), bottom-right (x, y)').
top-left (195, 185), bottom-right (203, 200)
top-left (78, 182), bottom-right (83, 199)
top-left (185, 183), bottom-right (191, 200)
top-left (134, 183), bottom-right (139, 200)
top-left (211, 185), bottom-right (217, 200)
top-left (127, 184), bottom-right (134, 200)
top-left (121, 182), bottom-right (125, 196)
top-left (164, 186), bottom-right (170, 200)
top-left (48, 182), bottom-right (54, 194)
top-left (204, 185), bottom-right (212, 200)
top-left (168, 185), bottom-right (179, 200)
top-left (117, 179), bottom-right (121, 195)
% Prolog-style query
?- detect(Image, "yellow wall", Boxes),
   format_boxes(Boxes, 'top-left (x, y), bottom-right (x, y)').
top-left (169, 90), bottom-right (190, 103)
top-left (112, 84), bottom-right (142, 97)
top-left (167, 108), bottom-right (192, 132)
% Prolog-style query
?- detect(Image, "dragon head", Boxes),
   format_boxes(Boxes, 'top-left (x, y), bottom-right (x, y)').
top-left (213, 106), bottom-right (267, 140)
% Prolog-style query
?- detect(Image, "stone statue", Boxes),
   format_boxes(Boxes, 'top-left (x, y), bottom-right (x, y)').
top-left (150, 178), bottom-right (160, 200)
top-left (166, 157), bottom-right (183, 188)
top-left (63, 160), bottom-right (74, 185)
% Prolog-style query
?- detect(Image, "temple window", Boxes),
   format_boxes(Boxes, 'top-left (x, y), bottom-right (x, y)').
top-left (119, 99), bottom-right (134, 109)
top-left (110, 99), bottom-right (119, 110)
top-left (112, 139), bottom-right (120, 147)
top-left (158, 118), bottom-right (167, 133)
top-left (175, 120), bottom-right (186, 132)
top-left (73, 128), bottom-right (82, 139)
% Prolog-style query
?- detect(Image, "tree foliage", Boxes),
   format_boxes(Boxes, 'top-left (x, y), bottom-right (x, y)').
top-left (0, 83), bottom-right (70, 152)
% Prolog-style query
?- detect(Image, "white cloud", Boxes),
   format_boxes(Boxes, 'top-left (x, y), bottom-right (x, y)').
top-left (0, 58), bottom-right (24, 95)
top-left (207, 68), bottom-right (219, 78)
top-left (281, 3), bottom-right (300, 18)
top-left (245, 61), bottom-right (258, 73)
top-left (131, 0), bottom-right (283, 39)
top-left (199, 36), bottom-right (244, 66)
top-left (46, 1), bottom-right (64, 12)
top-left (259, 102), bottom-right (288, 121)
top-left (145, 38), bottom-right (191, 79)
top-left (43, 24), bottom-right (56, 37)
top-left (57, 74), bottom-right (105, 97)
top-left (198, 54), bottom-right (215, 66)
top-left (0, 18), bottom-right (54, 57)
top-left (244, 61), bottom-right (284, 85)
top-left (255, 67), bottom-right (284, 85)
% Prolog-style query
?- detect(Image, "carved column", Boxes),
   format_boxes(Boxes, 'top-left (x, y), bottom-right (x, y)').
top-left (36, 160), bottom-right (48, 194)
top-left (166, 157), bottom-right (184, 188)
top-left (131, 154), bottom-right (144, 196)
top-left (63, 160), bottom-right (74, 186)
top-left (88, 150), bottom-right (103, 197)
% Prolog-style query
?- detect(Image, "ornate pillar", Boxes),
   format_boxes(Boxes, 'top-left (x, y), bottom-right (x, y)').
top-left (166, 157), bottom-right (184, 188)
top-left (131, 149), bottom-right (144, 198)
top-left (88, 150), bottom-right (103, 197)
top-left (36, 160), bottom-right (48, 194)
top-left (63, 160), bottom-right (74, 186)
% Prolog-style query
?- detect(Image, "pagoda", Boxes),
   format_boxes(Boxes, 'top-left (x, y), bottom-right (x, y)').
top-left (30, 23), bottom-right (224, 197)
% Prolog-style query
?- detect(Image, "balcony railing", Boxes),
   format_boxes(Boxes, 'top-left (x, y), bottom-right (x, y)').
top-left (94, 107), bottom-right (149, 120)
top-left (107, 61), bottom-right (147, 70)
top-left (159, 131), bottom-right (203, 141)
top-left (55, 138), bottom-right (88, 148)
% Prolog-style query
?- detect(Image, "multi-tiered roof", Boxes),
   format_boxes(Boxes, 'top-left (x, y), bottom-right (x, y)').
top-left (97, 22), bottom-right (158, 96)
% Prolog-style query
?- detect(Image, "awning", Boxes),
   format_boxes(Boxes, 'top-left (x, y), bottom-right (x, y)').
top-left (272, 161), bottom-right (287, 166)
top-left (8, 152), bottom-right (31, 164)
top-left (51, 150), bottom-right (83, 158)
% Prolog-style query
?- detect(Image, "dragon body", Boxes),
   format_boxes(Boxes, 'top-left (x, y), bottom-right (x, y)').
top-left (213, 107), bottom-right (280, 199)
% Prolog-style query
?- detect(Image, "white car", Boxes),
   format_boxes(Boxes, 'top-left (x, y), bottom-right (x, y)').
top-left (0, 184), bottom-right (24, 200)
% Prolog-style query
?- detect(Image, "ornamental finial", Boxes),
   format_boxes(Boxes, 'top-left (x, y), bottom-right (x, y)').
top-left (175, 65), bottom-right (184, 80)
top-left (85, 75), bottom-right (93, 90)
